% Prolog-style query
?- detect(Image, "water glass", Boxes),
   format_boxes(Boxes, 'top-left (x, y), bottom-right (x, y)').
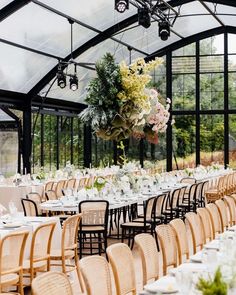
top-left (175, 270), bottom-right (192, 295)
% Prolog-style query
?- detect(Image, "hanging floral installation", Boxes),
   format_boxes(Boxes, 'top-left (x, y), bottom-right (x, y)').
top-left (79, 53), bottom-right (171, 144)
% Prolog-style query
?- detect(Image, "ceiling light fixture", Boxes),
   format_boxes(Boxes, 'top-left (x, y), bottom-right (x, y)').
top-left (57, 64), bottom-right (66, 89)
top-left (158, 20), bottom-right (170, 41)
top-left (115, 0), bottom-right (129, 13)
top-left (116, 0), bottom-right (178, 41)
top-left (138, 7), bottom-right (151, 28)
top-left (70, 65), bottom-right (78, 91)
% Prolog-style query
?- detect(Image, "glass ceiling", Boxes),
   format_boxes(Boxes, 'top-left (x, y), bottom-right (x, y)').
top-left (0, 0), bottom-right (236, 104)
top-left (0, 109), bottom-right (15, 122)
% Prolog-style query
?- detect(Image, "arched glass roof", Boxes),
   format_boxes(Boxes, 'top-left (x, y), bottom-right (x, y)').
top-left (0, 0), bottom-right (236, 106)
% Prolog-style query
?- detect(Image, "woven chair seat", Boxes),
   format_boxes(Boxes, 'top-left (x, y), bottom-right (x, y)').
top-left (50, 249), bottom-right (74, 259)
top-left (0, 273), bottom-right (19, 286)
top-left (81, 225), bottom-right (105, 232)
top-left (206, 189), bottom-right (220, 194)
top-left (23, 259), bottom-right (47, 271)
top-left (132, 217), bottom-right (153, 223)
top-left (121, 222), bottom-right (151, 228)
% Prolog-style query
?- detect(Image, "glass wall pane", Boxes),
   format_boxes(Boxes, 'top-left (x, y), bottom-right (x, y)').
top-left (200, 55), bottom-right (224, 73)
top-left (150, 56), bottom-right (166, 97)
top-left (200, 35), bottom-right (224, 55)
top-left (172, 56), bottom-right (196, 74)
top-left (143, 133), bottom-right (166, 170)
top-left (200, 73), bottom-right (224, 110)
top-left (0, 131), bottom-right (18, 177)
top-left (92, 135), bottom-right (113, 167)
top-left (228, 55), bottom-right (236, 71)
top-left (73, 118), bottom-right (84, 168)
top-left (200, 115), bottom-right (224, 165)
top-left (229, 115), bottom-right (236, 168)
top-left (59, 116), bottom-right (71, 169)
top-left (172, 43), bottom-right (196, 57)
top-left (229, 72), bottom-right (236, 109)
top-left (172, 115), bottom-right (196, 170)
top-left (228, 34), bottom-right (236, 54)
top-left (172, 74), bottom-right (195, 110)
top-left (126, 138), bottom-right (140, 164)
top-left (44, 115), bottom-right (57, 172)
top-left (32, 113), bottom-right (41, 173)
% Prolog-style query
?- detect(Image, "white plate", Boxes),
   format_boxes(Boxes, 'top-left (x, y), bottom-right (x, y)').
top-left (3, 223), bottom-right (22, 228)
top-left (145, 285), bottom-right (178, 294)
top-left (204, 240), bottom-right (220, 250)
top-left (145, 277), bottom-right (178, 294)
top-left (169, 263), bottom-right (207, 275)
top-left (190, 252), bottom-right (203, 263)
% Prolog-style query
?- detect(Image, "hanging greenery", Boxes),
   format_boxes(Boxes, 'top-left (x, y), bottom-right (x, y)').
top-left (79, 52), bottom-right (170, 143)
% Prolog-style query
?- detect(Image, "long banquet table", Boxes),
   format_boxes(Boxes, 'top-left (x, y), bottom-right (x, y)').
top-left (144, 228), bottom-right (236, 294)
top-left (0, 216), bottom-right (61, 258)
top-left (0, 183), bottom-right (44, 211)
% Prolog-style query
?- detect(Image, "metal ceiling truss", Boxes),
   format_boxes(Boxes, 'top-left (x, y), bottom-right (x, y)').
top-left (0, 0), bottom-right (236, 110)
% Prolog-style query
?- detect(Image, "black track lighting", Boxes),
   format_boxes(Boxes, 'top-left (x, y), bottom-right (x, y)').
top-left (158, 20), bottom-right (170, 41)
top-left (57, 66), bottom-right (66, 89)
top-left (138, 7), bottom-right (151, 28)
top-left (115, 0), bottom-right (129, 13)
top-left (70, 75), bottom-right (78, 91)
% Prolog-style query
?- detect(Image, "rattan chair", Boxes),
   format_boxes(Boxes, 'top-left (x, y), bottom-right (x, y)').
top-left (206, 203), bottom-right (223, 238)
top-left (27, 192), bottom-right (43, 214)
top-left (65, 178), bottom-right (77, 190)
top-left (50, 214), bottom-right (83, 291)
top-left (215, 199), bottom-right (229, 232)
top-left (185, 212), bottom-right (204, 254)
top-left (197, 207), bottom-right (213, 243)
top-left (134, 233), bottom-right (159, 286)
top-left (79, 256), bottom-right (112, 295)
top-left (31, 271), bottom-right (73, 295)
top-left (78, 177), bottom-right (87, 189)
top-left (205, 175), bottom-right (226, 203)
top-left (55, 180), bottom-right (66, 198)
top-left (180, 177), bottom-right (196, 184)
top-left (45, 190), bottom-right (57, 201)
top-left (178, 183), bottom-right (198, 214)
top-left (224, 196), bottom-right (236, 226)
top-left (79, 200), bottom-right (109, 257)
top-left (169, 218), bottom-right (189, 264)
top-left (23, 222), bottom-right (56, 284)
top-left (121, 197), bottom-right (155, 248)
top-left (21, 198), bottom-right (39, 217)
top-left (163, 188), bottom-right (182, 221)
top-left (0, 231), bottom-right (29, 295)
top-left (155, 224), bottom-right (177, 275)
top-left (106, 243), bottom-right (136, 295)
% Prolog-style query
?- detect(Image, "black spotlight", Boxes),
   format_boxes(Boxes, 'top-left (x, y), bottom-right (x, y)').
top-left (158, 20), bottom-right (170, 41)
top-left (138, 7), bottom-right (151, 28)
top-left (70, 75), bottom-right (78, 91)
top-left (115, 0), bottom-right (129, 13)
top-left (57, 70), bottom-right (66, 89)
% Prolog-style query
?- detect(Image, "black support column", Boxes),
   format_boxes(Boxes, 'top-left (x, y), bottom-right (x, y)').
top-left (83, 124), bottom-right (92, 168)
top-left (166, 51), bottom-right (172, 171)
top-left (224, 31), bottom-right (229, 167)
top-left (196, 41), bottom-right (200, 166)
top-left (22, 97), bottom-right (32, 174)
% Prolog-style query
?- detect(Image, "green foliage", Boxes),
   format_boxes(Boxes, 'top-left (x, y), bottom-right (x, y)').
top-left (196, 268), bottom-right (227, 295)
top-left (79, 53), bottom-right (122, 130)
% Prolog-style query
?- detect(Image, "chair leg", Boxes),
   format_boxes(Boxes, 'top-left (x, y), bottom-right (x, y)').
top-left (121, 228), bottom-right (125, 243)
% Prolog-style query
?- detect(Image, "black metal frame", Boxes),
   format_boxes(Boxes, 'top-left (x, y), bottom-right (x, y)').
top-left (1, 0), bottom-right (236, 171)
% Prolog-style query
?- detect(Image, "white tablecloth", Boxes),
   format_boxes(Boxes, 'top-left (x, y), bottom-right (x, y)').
top-left (0, 216), bottom-right (61, 258)
top-left (0, 184), bottom-right (44, 211)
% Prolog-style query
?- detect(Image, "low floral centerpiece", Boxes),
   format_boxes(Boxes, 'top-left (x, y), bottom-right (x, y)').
top-left (79, 53), bottom-right (170, 144)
